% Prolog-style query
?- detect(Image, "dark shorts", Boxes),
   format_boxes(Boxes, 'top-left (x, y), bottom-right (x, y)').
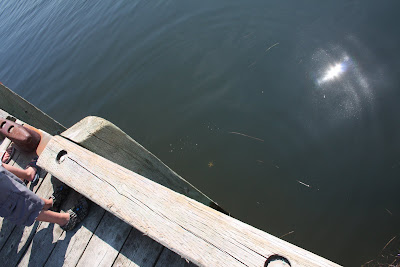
top-left (0, 165), bottom-right (44, 226)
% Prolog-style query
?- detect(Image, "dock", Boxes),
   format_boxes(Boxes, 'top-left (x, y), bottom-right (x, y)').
top-left (0, 84), bottom-right (341, 266)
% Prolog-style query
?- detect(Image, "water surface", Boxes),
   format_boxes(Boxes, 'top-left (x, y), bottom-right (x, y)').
top-left (1, 1), bottom-right (400, 265)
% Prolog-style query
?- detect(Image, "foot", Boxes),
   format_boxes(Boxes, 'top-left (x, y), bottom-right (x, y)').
top-left (49, 184), bottom-right (71, 212)
top-left (61, 197), bottom-right (89, 231)
top-left (1, 146), bottom-right (15, 164)
top-left (24, 157), bottom-right (41, 186)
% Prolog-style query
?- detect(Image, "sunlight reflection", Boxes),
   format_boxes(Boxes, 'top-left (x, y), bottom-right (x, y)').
top-left (309, 40), bottom-right (377, 120)
top-left (317, 57), bottom-right (349, 85)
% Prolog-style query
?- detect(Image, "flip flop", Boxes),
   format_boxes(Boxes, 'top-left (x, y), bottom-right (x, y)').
top-left (1, 146), bottom-right (15, 164)
top-left (24, 157), bottom-right (41, 186)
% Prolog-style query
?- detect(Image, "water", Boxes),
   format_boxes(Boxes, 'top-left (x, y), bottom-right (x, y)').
top-left (1, 1), bottom-right (400, 265)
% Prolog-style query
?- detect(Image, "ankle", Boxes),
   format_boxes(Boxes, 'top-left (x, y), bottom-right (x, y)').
top-left (60, 212), bottom-right (70, 227)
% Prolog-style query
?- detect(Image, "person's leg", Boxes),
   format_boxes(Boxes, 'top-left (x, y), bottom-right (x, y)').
top-left (40, 196), bottom-right (53, 211)
top-left (1, 163), bottom-right (36, 181)
top-left (36, 210), bottom-right (70, 226)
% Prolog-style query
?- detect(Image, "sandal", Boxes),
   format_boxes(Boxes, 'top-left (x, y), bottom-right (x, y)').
top-left (61, 197), bottom-right (89, 231)
top-left (49, 184), bottom-right (71, 212)
top-left (24, 157), bottom-right (41, 186)
top-left (1, 146), bottom-right (15, 164)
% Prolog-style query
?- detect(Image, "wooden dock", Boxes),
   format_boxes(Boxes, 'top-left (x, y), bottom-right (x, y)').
top-left (0, 84), bottom-right (341, 266)
top-left (0, 110), bottom-right (196, 267)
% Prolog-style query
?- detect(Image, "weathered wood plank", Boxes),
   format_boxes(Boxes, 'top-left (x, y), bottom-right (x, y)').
top-left (1, 92), bottom-right (224, 266)
top-left (0, 117), bottom-right (55, 266)
top-left (0, 145), bottom-right (20, 250)
top-left (76, 211), bottom-right (132, 267)
top-left (1, 91), bottom-right (178, 266)
top-left (38, 136), bottom-right (340, 267)
top-left (155, 248), bottom-right (197, 267)
top-left (17, 173), bottom-right (63, 267)
top-left (0, 139), bottom-right (40, 252)
top-left (0, 118), bottom-right (47, 253)
top-left (61, 116), bottom-right (222, 210)
top-left (59, 117), bottom-right (176, 267)
top-left (112, 228), bottom-right (164, 267)
top-left (0, 164), bottom-right (51, 266)
top-left (0, 84), bottom-right (65, 135)
top-left (44, 202), bottom-right (106, 267)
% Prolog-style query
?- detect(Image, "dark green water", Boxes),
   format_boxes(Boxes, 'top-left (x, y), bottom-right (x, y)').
top-left (1, 1), bottom-right (400, 265)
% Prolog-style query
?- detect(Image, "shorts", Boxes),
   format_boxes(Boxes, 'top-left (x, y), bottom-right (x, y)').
top-left (0, 165), bottom-right (44, 226)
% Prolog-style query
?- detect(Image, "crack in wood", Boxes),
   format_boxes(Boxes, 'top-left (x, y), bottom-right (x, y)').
top-left (66, 155), bottom-right (247, 266)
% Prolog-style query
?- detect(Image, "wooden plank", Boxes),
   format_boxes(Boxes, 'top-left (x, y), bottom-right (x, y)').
top-left (0, 84), bottom-right (65, 135)
top-left (0, 142), bottom-right (39, 251)
top-left (155, 248), bottom-right (197, 267)
top-left (0, 141), bottom-right (20, 250)
top-left (61, 116), bottom-right (222, 211)
top-left (0, 117), bottom-right (54, 266)
top-left (0, 222), bottom-right (40, 266)
top-left (56, 117), bottom-right (173, 267)
top-left (38, 136), bottom-right (341, 267)
top-left (44, 203), bottom-right (106, 267)
top-left (0, 164), bottom-right (51, 266)
top-left (112, 228), bottom-right (164, 267)
top-left (17, 173), bottom-right (63, 267)
top-left (76, 212), bottom-right (132, 267)
top-left (0, 119), bottom-right (46, 253)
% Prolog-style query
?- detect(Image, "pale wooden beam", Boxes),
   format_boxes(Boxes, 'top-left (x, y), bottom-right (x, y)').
top-left (38, 136), bottom-right (341, 267)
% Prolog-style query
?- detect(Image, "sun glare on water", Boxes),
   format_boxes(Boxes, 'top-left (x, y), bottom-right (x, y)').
top-left (317, 57), bottom-right (349, 85)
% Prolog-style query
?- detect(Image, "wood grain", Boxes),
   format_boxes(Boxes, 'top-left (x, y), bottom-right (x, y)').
top-left (76, 211), bottom-right (132, 267)
top-left (112, 228), bottom-right (164, 267)
top-left (61, 116), bottom-right (220, 209)
top-left (38, 136), bottom-right (341, 267)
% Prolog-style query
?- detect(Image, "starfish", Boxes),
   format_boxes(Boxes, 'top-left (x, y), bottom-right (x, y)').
top-left (208, 161), bottom-right (214, 168)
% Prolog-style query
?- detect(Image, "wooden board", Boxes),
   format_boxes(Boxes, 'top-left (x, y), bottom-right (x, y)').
top-left (38, 136), bottom-right (341, 267)
top-left (1, 91), bottom-right (193, 266)
top-left (61, 116), bottom-right (223, 211)
top-left (0, 118), bottom-right (45, 253)
top-left (112, 228), bottom-right (164, 267)
top-left (43, 203), bottom-right (106, 267)
top-left (17, 173), bottom-right (63, 267)
top-left (0, 153), bottom-right (50, 266)
top-left (76, 211), bottom-right (132, 267)
top-left (155, 248), bottom-right (197, 267)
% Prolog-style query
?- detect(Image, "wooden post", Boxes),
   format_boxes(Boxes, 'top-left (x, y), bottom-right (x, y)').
top-left (38, 136), bottom-right (340, 267)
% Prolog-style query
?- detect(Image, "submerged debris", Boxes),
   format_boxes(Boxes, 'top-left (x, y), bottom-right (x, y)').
top-left (385, 208), bottom-right (393, 216)
top-left (280, 231), bottom-right (294, 238)
top-left (265, 42), bottom-right (279, 52)
top-left (382, 236), bottom-right (397, 253)
top-left (296, 180), bottom-right (311, 188)
top-left (296, 179), bottom-right (320, 191)
top-left (228, 132), bottom-right (264, 142)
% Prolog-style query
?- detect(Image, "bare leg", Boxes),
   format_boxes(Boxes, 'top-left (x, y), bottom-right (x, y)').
top-left (1, 163), bottom-right (36, 181)
top-left (36, 210), bottom-right (70, 226)
top-left (40, 197), bottom-right (53, 211)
